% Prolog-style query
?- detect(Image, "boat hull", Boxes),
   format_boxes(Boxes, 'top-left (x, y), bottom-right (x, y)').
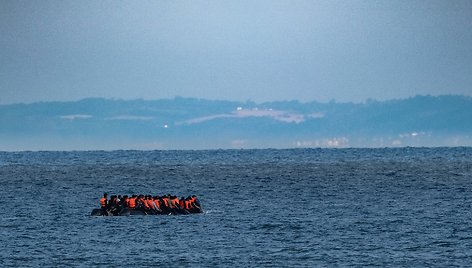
top-left (90, 207), bottom-right (203, 216)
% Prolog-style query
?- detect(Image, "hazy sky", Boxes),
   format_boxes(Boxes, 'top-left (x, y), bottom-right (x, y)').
top-left (1, 0), bottom-right (471, 104)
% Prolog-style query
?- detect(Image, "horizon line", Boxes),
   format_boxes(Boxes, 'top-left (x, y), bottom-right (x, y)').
top-left (1, 93), bottom-right (471, 106)
top-left (1, 145), bottom-right (471, 153)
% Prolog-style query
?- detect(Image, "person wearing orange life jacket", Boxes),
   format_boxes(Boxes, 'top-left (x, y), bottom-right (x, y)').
top-left (99, 193), bottom-right (108, 215)
top-left (184, 197), bottom-right (192, 211)
top-left (144, 195), bottom-right (156, 214)
top-left (152, 196), bottom-right (163, 214)
top-left (128, 195), bottom-right (137, 209)
top-left (162, 195), bottom-right (170, 208)
top-left (148, 195), bottom-right (160, 214)
top-left (185, 196), bottom-right (201, 213)
top-left (159, 195), bottom-right (172, 214)
top-left (191, 195), bottom-right (201, 207)
top-left (168, 195), bottom-right (182, 214)
top-left (139, 195), bottom-right (149, 213)
top-left (170, 196), bottom-right (179, 208)
top-left (168, 195), bottom-right (179, 213)
top-left (142, 196), bottom-right (149, 209)
top-left (145, 195), bottom-right (153, 208)
top-left (191, 195), bottom-right (202, 212)
top-left (100, 193), bottom-right (108, 208)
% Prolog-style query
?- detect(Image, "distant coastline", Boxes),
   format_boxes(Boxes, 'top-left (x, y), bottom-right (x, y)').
top-left (1, 95), bottom-right (471, 151)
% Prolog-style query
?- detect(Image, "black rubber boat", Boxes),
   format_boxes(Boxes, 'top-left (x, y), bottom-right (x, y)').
top-left (90, 207), bottom-right (203, 216)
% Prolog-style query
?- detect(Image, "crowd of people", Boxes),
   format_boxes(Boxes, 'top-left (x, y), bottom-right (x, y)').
top-left (98, 193), bottom-right (202, 215)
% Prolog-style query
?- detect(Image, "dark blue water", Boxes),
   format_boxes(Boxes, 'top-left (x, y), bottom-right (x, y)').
top-left (1, 148), bottom-right (472, 267)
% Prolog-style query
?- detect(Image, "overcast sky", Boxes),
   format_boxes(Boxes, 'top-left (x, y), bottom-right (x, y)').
top-left (1, 0), bottom-right (471, 104)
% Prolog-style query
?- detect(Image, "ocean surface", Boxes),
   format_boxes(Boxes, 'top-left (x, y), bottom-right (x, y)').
top-left (1, 148), bottom-right (472, 267)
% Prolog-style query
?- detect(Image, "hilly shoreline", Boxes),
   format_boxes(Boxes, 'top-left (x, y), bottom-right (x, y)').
top-left (1, 95), bottom-right (471, 150)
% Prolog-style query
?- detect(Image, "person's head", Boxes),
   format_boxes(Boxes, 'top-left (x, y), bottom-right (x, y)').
top-left (132, 195), bottom-right (136, 198)
top-left (192, 195), bottom-right (196, 198)
top-left (103, 193), bottom-right (108, 198)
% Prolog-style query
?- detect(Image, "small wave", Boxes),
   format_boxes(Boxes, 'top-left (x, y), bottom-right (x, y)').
top-left (1, 217), bottom-right (19, 221)
top-left (203, 209), bottom-right (221, 214)
top-left (429, 240), bottom-right (455, 247)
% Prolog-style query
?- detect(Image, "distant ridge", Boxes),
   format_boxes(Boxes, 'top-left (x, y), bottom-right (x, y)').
top-left (1, 95), bottom-right (471, 150)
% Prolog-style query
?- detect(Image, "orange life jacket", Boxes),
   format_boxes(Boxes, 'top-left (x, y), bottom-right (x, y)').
top-left (100, 197), bottom-right (107, 208)
top-left (153, 199), bottom-right (161, 209)
top-left (163, 198), bottom-right (169, 208)
top-left (129, 198), bottom-right (136, 208)
top-left (145, 199), bottom-right (154, 209)
top-left (167, 198), bottom-right (175, 208)
top-left (171, 198), bottom-right (179, 207)
top-left (185, 200), bottom-right (191, 210)
top-left (191, 197), bottom-right (198, 207)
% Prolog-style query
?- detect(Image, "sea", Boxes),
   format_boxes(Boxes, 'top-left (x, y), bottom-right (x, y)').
top-left (0, 148), bottom-right (471, 267)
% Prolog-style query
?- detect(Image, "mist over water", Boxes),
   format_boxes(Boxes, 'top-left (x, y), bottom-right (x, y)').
top-left (1, 148), bottom-right (471, 266)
